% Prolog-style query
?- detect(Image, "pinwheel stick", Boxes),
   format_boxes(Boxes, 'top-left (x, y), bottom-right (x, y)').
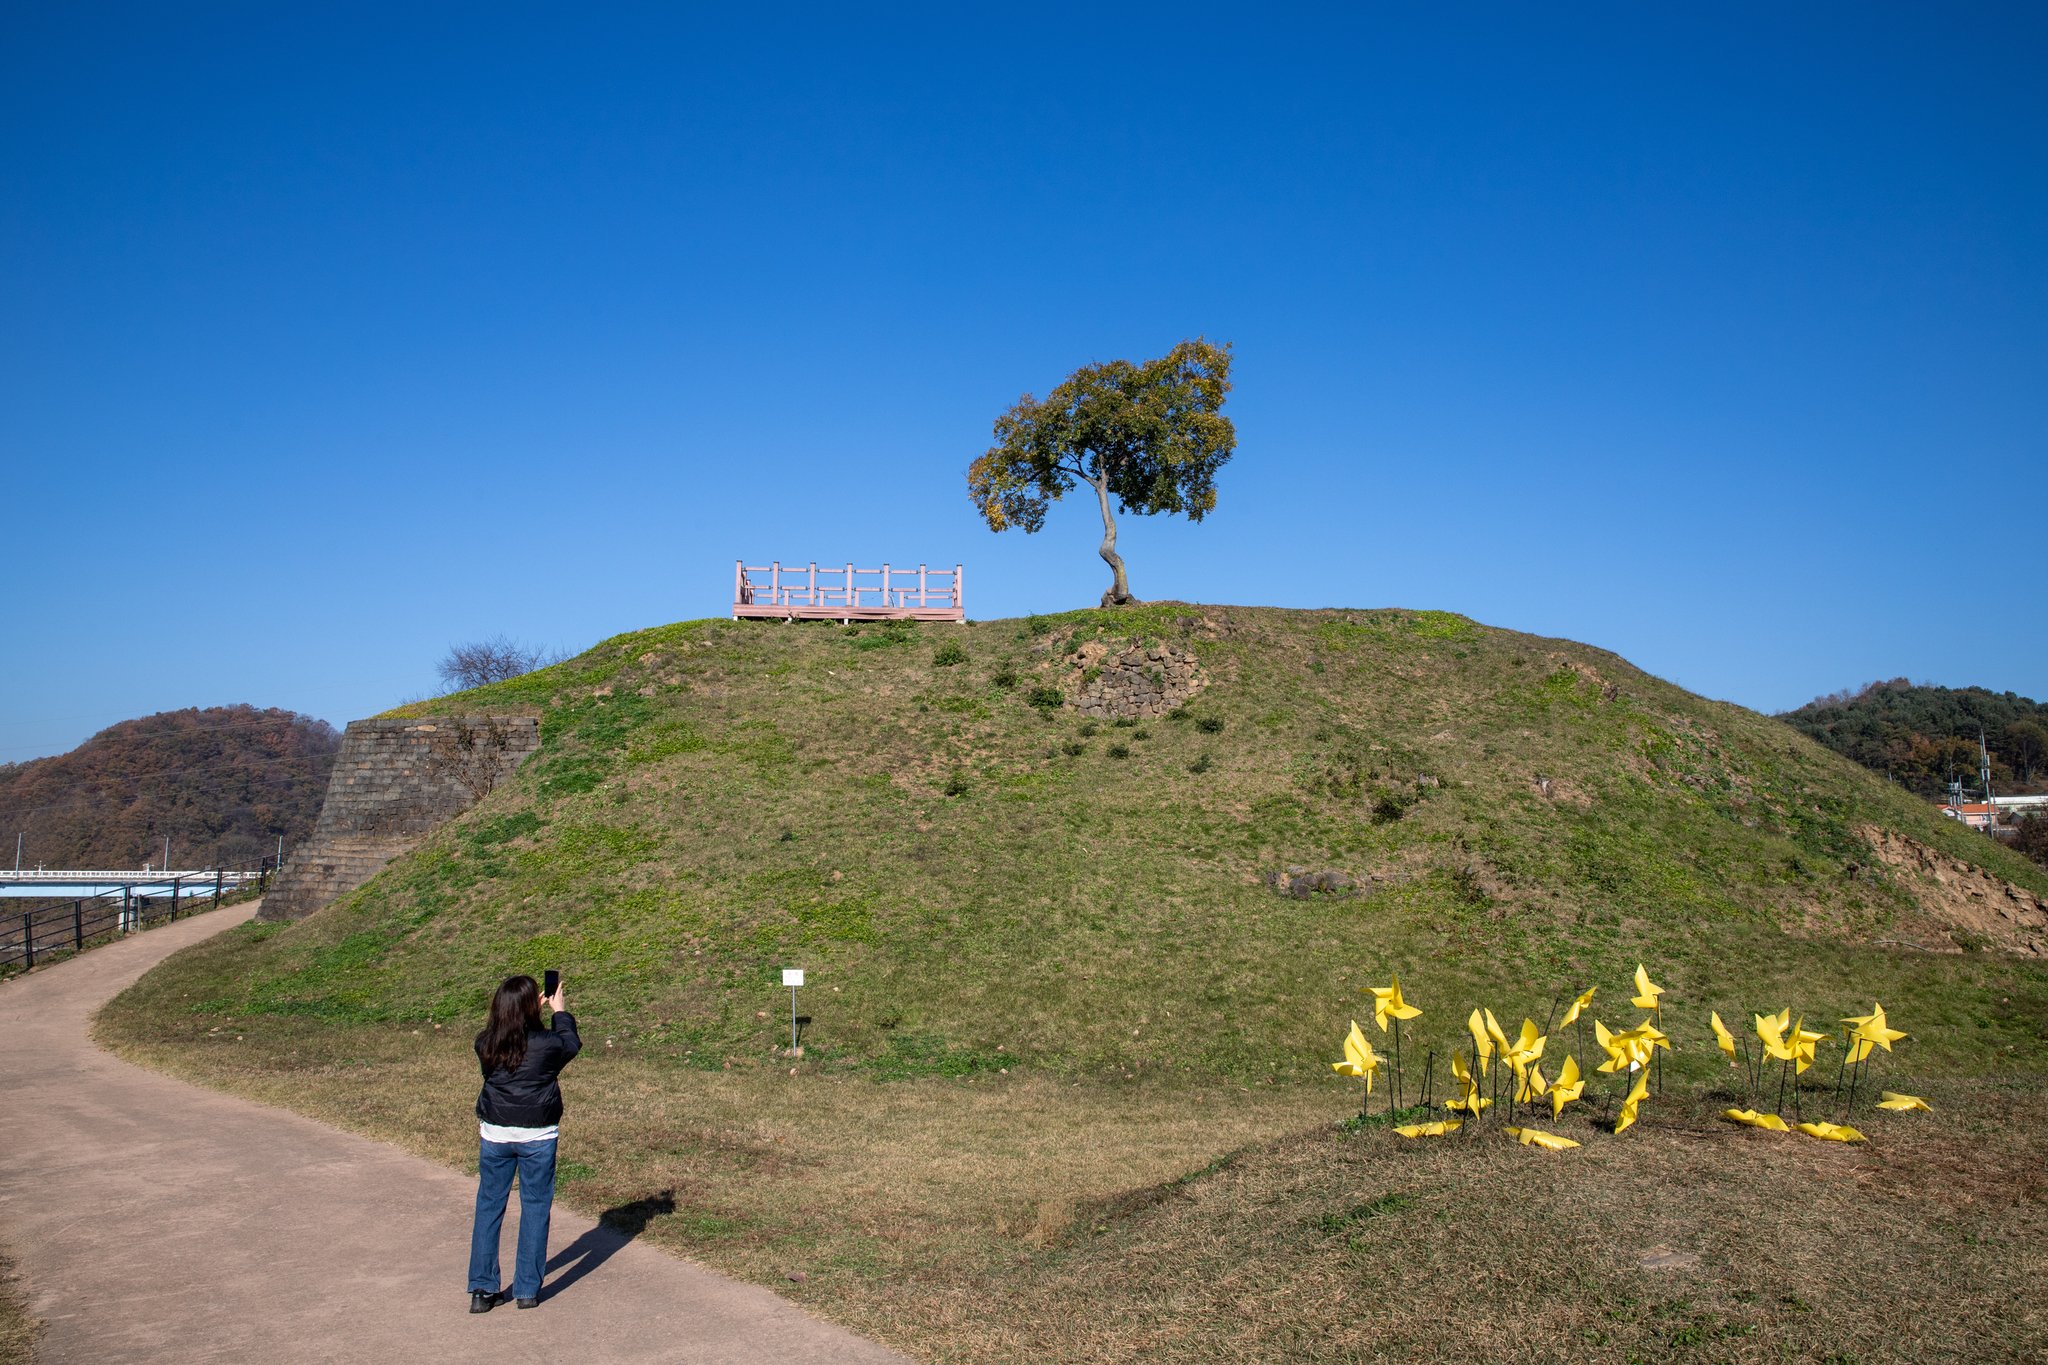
top-left (1654, 1006), bottom-right (1665, 1097)
top-left (1392, 1018), bottom-right (1404, 1112)
top-left (1419, 1050), bottom-right (1436, 1112)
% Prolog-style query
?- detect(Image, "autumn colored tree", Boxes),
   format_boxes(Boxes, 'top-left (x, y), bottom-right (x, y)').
top-left (968, 339), bottom-right (1234, 606)
top-left (0, 706), bottom-right (339, 869)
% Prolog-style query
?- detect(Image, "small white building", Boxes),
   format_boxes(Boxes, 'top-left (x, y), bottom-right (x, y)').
top-left (1940, 802), bottom-right (1995, 830)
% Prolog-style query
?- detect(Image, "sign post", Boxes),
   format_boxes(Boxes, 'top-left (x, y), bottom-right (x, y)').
top-left (782, 968), bottom-right (804, 1054)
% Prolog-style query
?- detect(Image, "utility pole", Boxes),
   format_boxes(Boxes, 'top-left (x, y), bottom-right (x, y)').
top-left (13, 833), bottom-right (19, 873)
top-left (1981, 731), bottom-right (1996, 832)
top-left (163, 835), bottom-right (171, 873)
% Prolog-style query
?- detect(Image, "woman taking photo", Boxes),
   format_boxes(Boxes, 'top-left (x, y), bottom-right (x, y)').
top-left (467, 973), bottom-right (580, 1312)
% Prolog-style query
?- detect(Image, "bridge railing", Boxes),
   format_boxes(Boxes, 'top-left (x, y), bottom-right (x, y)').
top-left (0, 867), bottom-right (270, 973)
top-left (0, 868), bottom-right (269, 883)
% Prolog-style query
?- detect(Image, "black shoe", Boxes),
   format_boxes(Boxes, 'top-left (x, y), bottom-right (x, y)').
top-left (515, 1297), bottom-right (539, 1310)
top-left (469, 1291), bottom-right (498, 1314)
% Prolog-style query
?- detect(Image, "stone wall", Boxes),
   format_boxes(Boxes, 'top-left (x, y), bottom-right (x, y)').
top-left (1071, 642), bottom-right (1206, 720)
top-left (258, 715), bottom-right (539, 922)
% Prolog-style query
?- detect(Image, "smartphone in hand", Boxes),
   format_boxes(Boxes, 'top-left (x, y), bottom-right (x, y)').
top-left (543, 970), bottom-right (561, 998)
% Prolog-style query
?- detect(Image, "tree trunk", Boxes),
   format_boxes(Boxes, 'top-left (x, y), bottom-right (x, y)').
top-left (1092, 474), bottom-right (1137, 607)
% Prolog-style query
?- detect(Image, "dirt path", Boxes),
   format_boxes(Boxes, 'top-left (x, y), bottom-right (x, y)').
top-left (0, 904), bottom-right (910, 1364)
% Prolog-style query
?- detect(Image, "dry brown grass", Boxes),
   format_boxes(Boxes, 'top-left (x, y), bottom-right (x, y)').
top-left (900, 1079), bottom-right (2048, 1365)
top-left (98, 1009), bottom-right (2048, 1364)
top-left (0, 1251), bottom-right (38, 1365)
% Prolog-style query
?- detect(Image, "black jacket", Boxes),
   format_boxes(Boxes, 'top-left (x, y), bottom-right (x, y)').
top-left (474, 1012), bottom-right (581, 1128)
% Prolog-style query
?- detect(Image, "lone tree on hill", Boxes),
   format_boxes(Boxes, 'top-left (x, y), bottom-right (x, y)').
top-left (968, 338), bottom-right (1234, 606)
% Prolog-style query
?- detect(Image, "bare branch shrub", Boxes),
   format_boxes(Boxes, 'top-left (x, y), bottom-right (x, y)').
top-left (436, 635), bottom-right (560, 693)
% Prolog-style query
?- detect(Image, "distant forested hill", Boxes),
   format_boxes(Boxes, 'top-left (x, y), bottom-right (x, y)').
top-left (0, 706), bottom-right (341, 869)
top-left (1780, 680), bottom-right (2048, 798)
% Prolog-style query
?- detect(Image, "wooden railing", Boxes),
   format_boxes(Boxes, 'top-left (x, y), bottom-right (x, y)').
top-left (733, 561), bottom-right (964, 622)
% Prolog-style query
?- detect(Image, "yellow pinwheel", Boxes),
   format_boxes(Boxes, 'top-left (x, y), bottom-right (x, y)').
top-left (1787, 1016), bottom-right (1826, 1075)
top-left (1596, 1021), bottom-right (1657, 1074)
top-left (1504, 1126), bottom-right (1580, 1150)
top-left (1501, 1018), bottom-right (1548, 1106)
top-left (1393, 1119), bottom-right (1461, 1138)
top-left (1754, 1008), bottom-right (1792, 1061)
top-left (1331, 1020), bottom-right (1381, 1089)
top-left (1709, 1011), bottom-right (1738, 1062)
top-left (1466, 1008), bottom-right (1495, 1076)
top-left (1721, 1108), bottom-right (1790, 1132)
top-left (1877, 1091), bottom-right (1931, 1112)
top-left (1515, 1062), bottom-right (1549, 1105)
top-left (1626, 1020), bottom-right (1670, 1053)
top-left (1366, 976), bottom-right (1421, 1032)
top-left (1483, 1007), bottom-right (1510, 1054)
top-left (1548, 1055), bottom-right (1585, 1117)
top-left (1506, 1018), bottom-right (1547, 1065)
top-left (1631, 963), bottom-right (1665, 1010)
top-left (1841, 1002), bottom-right (1908, 1063)
top-left (1558, 986), bottom-right (1596, 1029)
top-left (1446, 1051), bottom-right (1492, 1113)
top-left (1593, 1020), bottom-right (1629, 1073)
top-left (1365, 976), bottom-right (1423, 1108)
top-left (1613, 1069), bottom-right (1650, 1134)
top-left (1796, 1120), bottom-right (1867, 1143)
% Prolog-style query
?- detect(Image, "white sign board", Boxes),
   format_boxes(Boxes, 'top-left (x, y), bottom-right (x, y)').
top-left (782, 968), bottom-right (805, 987)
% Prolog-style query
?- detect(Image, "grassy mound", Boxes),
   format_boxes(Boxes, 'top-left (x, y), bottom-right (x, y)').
top-left (101, 604), bottom-right (2048, 1361)
top-left (123, 604), bottom-right (2048, 1076)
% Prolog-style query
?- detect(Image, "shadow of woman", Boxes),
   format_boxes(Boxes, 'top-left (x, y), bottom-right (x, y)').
top-left (543, 1189), bottom-right (677, 1301)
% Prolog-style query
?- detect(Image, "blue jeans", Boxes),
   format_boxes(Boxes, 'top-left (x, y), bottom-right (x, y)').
top-left (467, 1137), bottom-right (557, 1300)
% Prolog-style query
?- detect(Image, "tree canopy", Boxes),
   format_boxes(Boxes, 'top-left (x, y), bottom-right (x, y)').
top-left (1780, 679), bottom-right (2048, 796)
top-left (968, 339), bottom-right (1234, 605)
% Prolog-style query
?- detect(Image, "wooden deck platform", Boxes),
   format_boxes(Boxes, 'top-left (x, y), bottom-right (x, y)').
top-left (734, 560), bottom-right (964, 623)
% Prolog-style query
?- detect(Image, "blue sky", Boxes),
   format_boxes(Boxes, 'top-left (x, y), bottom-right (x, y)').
top-left (4, 4), bottom-right (2044, 763)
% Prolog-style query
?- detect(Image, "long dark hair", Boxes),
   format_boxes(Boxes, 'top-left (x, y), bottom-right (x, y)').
top-left (478, 975), bottom-right (542, 1074)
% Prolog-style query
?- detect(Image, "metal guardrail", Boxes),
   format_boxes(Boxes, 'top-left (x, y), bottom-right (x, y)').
top-left (0, 866), bottom-right (272, 972)
top-left (0, 868), bottom-right (274, 900)
top-left (0, 869), bottom-right (244, 881)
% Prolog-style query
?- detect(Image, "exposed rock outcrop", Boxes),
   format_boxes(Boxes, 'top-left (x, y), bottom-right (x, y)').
top-left (1861, 826), bottom-right (2048, 955)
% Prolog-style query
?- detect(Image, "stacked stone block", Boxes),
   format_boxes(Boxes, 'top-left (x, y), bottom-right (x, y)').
top-left (259, 715), bottom-right (539, 922)
top-left (1073, 644), bottom-right (1205, 720)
